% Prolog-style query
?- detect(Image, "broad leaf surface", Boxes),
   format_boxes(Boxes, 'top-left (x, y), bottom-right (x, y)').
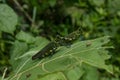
top-left (0, 4), bottom-right (18, 34)
top-left (10, 41), bottom-right (28, 70)
top-left (15, 31), bottom-right (35, 44)
top-left (37, 72), bottom-right (66, 80)
top-left (80, 64), bottom-right (99, 80)
top-left (64, 65), bottom-right (85, 80)
top-left (8, 36), bottom-right (112, 80)
top-left (9, 36), bottom-right (49, 73)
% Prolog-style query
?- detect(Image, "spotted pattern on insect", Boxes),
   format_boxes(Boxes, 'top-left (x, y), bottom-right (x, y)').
top-left (32, 41), bottom-right (58, 60)
top-left (53, 47), bottom-right (56, 50)
top-left (49, 50), bottom-right (53, 52)
top-left (55, 29), bottom-right (81, 47)
top-left (45, 52), bottom-right (48, 55)
top-left (42, 55), bottom-right (45, 57)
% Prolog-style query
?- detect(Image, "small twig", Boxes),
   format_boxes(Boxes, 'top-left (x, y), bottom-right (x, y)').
top-left (32, 6), bottom-right (37, 24)
top-left (13, 0), bottom-right (33, 23)
top-left (31, 6), bottom-right (37, 27)
top-left (2, 67), bottom-right (7, 80)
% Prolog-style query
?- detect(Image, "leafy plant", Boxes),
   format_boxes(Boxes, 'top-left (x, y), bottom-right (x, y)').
top-left (8, 36), bottom-right (112, 80)
top-left (0, 0), bottom-right (120, 80)
top-left (0, 4), bottom-right (18, 66)
top-left (0, 4), bottom-right (18, 34)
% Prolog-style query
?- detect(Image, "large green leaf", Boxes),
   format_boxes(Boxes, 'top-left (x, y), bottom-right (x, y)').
top-left (8, 36), bottom-right (113, 80)
top-left (0, 4), bottom-right (18, 34)
top-left (80, 64), bottom-right (99, 80)
top-left (64, 65), bottom-right (85, 80)
top-left (9, 36), bottom-right (49, 74)
top-left (9, 40), bottom-right (28, 70)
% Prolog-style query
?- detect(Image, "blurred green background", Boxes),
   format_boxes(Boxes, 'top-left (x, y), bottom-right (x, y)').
top-left (0, 0), bottom-right (120, 79)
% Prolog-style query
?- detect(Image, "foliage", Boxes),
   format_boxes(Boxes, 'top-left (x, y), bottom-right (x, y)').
top-left (0, 0), bottom-right (120, 80)
top-left (9, 36), bottom-right (112, 80)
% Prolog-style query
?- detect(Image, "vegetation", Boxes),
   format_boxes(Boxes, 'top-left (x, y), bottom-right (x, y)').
top-left (0, 0), bottom-right (120, 80)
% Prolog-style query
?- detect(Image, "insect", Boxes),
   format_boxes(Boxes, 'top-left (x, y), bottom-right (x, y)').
top-left (32, 28), bottom-right (82, 60)
top-left (55, 28), bottom-right (81, 46)
top-left (32, 41), bottom-right (58, 60)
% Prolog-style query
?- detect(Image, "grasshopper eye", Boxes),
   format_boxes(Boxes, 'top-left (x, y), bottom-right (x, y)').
top-left (68, 38), bottom-right (72, 41)
top-left (45, 53), bottom-right (48, 55)
top-left (49, 50), bottom-right (53, 52)
top-left (42, 55), bottom-right (45, 57)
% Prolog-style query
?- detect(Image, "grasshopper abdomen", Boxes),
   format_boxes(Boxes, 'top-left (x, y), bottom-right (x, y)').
top-left (32, 42), bottom-right (58, 60)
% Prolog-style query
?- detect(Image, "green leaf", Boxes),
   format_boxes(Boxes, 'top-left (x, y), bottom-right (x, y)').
top-left (89, 0), bottom-right (104, 6)
top-left (8, 36), bottom-right (113, 80)
top-left (81, 64), bottom-right (99, 80)
top-left (108, 0), bottom-right (120, 14)
top-left (0, 4), bottom-right (18, 34)
top-left (15, 31), bottom-right (35, 44)
top-left (38, 72), bottom-right (66, 80)
top-left (9, 41), bottom-right (28, 70)
top-left (48, 0), bottom-right (56, 7)
top-left (9, 36), bottom-right (49, 75)
top-left (64, 65), bottom-right (85, 80)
